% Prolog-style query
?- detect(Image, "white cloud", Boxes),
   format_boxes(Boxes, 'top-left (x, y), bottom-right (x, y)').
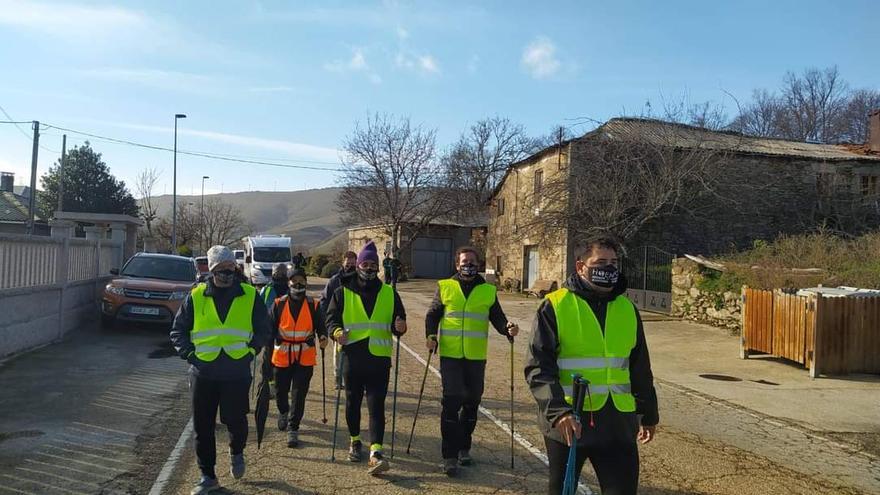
top-left (522, 36), bottom-right (561, 79)
top-left (324, 48), bottom-right (381, 84)
top-left (467, 54), bottom-right (480, 74)
top-left (0, 0), bottom-right (147, 38)
top-left (396, 26), bottom-right (409, 40)
top-left (418, 55), bottom-right (439, 74)
top-left (88, 120), bottom-right (341, 162)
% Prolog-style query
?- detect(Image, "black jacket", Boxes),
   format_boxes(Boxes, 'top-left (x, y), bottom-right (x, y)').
top-left (325, 275), bottom-right (406, 365)
top-left (424, 273), bottom-right (510, 338)
top-left (319, 268), bottom-right (355, 315)
top-left (170, 280), bottom-right (271, 381)
top-left (524, 273), bottom-right (659, 447)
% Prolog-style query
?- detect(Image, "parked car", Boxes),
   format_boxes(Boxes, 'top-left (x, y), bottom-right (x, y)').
top-left (101, 253), bottom-right (197, 328)
top-left (195, 256), bottom-right (210, 280)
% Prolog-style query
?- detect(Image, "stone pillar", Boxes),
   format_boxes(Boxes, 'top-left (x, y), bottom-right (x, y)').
top-left (143, 236), bottom-right (157, 253)
top-left (49, 219), bottom-right (76, 239)
top-left (125, 225), bottom-right (138, 259)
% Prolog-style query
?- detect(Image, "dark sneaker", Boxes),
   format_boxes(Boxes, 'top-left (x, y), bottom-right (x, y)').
top-left (287, 430), bottom-right (299, 448)
top-left (348, 440), bottom-right (363, 462)
top-left (367, 452), bottom-right (390, 476)
top-left (190, 475), bottom-right (220, 494)
top-left (442, 458), bottom-right (459, 477)
top-left (277, 414), bottom-right (289, 431)
top-left (230, 453), bottom-right (245, 480)
top-left (458, 450), bottom-right (473, 466)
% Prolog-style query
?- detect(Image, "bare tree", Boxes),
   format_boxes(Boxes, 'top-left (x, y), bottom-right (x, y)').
top-left (335, 113), bottom-right (446, 253)
top-left (201, 197), bottom-right (251, 247)
top-left (442, 117), bottom-right (541, 217)
top-left (729, 89), bottom-right (786, 138)
top-left (135, 167), bottom-right (161, 236)
top-left (155, 203), bottom-right (198, 252)
top-left (779, 66), bottom-right (850, 143)
top-left (838, 89), bottom-right (880, 143)
top-left (524, 120), bottom-right (728, 246)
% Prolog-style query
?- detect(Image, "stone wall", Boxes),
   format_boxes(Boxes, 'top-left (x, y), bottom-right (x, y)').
top-left (671, 257), bottom-right (742, 332)
top-left (486, 147), bottom-right (572, 292)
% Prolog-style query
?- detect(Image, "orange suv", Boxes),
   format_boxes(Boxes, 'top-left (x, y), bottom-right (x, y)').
top-left (101, 253), bottom-right (198, 327)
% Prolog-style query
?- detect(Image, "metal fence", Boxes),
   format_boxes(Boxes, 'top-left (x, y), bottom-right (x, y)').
top-left (623, 246), bottom-right (674, 314)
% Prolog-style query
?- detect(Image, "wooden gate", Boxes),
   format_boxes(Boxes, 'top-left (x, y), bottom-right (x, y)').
top-left (742, 287), bottom-right (880, 377)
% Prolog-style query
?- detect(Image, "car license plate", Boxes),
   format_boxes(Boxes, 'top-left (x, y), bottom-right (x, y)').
top-left (130, 306), bottom-right (160, 316)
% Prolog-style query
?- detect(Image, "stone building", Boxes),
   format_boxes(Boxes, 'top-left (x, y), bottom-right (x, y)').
top-left (347, 220), bottom-right (484, 279)
top-left (486, 117), bottom-right (880, 293)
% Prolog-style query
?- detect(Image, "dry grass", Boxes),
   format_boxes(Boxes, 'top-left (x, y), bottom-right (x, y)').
top-left (718, 232), bottom-right (880, 290)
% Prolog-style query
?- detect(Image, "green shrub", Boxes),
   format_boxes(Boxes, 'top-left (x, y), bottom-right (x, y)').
top-left (177, 245), bottom-right (193, 257)
top-left (321, 262), bottom-right (341, 278)
top-left (307, 254), bottom-right (330, 276)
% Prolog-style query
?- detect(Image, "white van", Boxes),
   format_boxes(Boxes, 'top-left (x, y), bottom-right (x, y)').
top-left (233, 249), bottom-right (245, 267)
top-left (243, 235), bottom-right (292, 285)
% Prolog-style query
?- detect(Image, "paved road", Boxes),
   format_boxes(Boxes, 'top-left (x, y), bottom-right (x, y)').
top-left (2, 279), bottom-right (876, 494)
top-left (162, 280), bottom-right (878, 495)
top-left (0, 321), bottom-right (190, 495)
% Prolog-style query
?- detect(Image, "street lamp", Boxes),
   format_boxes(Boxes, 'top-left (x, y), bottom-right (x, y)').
top-left (201, 175), bottom-right (210, 254)
top-left (172, 113), bottom-right (187, 253)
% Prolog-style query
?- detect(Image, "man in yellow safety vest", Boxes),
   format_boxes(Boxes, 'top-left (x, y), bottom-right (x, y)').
top-left (525, 236), bottom-right (658, 495)
top-left (424, 246), bottom-right (519, 476)
top-left (171, 245), bottom-right (271, 495)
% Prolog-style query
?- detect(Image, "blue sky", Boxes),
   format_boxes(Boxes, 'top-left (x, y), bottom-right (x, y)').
top-left (0, 0), bottom-right (877, 196)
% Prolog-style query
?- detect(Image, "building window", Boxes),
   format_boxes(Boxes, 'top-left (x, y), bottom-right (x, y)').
top-left (534, 169), bottom-right (543, 196)
top-left (861, 175), bottom-right (878, 197)
top-left (496, 198), bottom-right (505, 217)
top-left (496, 256), bottom-right (502, 274)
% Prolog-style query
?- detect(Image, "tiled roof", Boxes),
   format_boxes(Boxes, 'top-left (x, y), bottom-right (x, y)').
top-left (0, 192), bottom-right (30, 222)
top-left (599, 118), bottom-right (880, 162)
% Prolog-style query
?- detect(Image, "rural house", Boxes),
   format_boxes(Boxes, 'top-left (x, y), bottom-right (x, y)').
top-left (486, 116), bottom-right (880, 310)
top-left (0, 172), bottom-right (48, 235)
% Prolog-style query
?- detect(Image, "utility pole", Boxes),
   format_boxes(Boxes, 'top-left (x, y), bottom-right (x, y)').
top-left (172, 113), bottom-right (186, 253)
top-left (57, 134), bottom-right (66, 214)
top-left (201, 175), bottom-right (209, 254)
top-left (26, 121), bottom-right (39, 235)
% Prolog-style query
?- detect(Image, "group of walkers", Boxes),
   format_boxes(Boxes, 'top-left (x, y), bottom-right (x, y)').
top-left (170, 235), bottom-right (659, 495)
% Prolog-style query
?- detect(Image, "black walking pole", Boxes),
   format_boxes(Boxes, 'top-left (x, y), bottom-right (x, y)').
top-left (390, 278), bottom-right (400, 458)
top-left (321, 347), bottom-right (328, 424)
top-left (406, 348), bottom-right (433, 454)
top-left (508, 334), bottom-right (515, 469)
top-left (331, 339), bottom-right (347, 461)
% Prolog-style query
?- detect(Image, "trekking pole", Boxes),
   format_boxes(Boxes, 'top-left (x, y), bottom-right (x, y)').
top-left (321, 347), bottom-right (328, 424)
top-left (508, 334), bottom-right (515, 470)
top-left (562, 375), bottom-right (588, 495)
top-left (330, 335), bottom-right (348, 461)
top-left (390, 280), bottom-right (400, 458)
top-left (406, 348), bottom-right (433, 454)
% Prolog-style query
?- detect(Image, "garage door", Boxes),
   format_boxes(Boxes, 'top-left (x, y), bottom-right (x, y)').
top-left (411, 237), bottom-right (453, 279)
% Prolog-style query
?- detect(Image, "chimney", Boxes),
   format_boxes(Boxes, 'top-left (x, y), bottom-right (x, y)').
top-left (0, 172), bottom-right (13, 193)
top-left (870, 109), bottom-right (880, 153)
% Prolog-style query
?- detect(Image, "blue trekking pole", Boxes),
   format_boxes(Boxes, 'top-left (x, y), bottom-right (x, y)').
top-left (562, 375), bottom-right (588, 495)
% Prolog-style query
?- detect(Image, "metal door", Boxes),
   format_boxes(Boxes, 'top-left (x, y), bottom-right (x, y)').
top-left (524, 246), bottom-right (539, 289)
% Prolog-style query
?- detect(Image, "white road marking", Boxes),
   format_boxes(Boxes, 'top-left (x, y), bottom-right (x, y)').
top-left (92, 402), bottom-right (155, 416)
top-left (33, 452), bottom-right (126, 473)
top-left (397, 339), bottom-right (594, 495)
top-left (72, 421), bottom-right (137, 437)
top-left (24, 458), bottom-right (107, 479)
top-left (148, 417), bottom-right (194, 495)
top-left (0, 474), bottom-right (91, 495)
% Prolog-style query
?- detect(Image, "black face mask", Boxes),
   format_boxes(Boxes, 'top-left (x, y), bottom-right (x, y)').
top-left (289, 283), bottom-right (306, 295)
top-left (459, 264), bottom-right (478, 277)
top-left (358, 268), bottom-right (378, 281)
top-left (213, 270), bottom-right (235, 286)
top-left (585, 265), bottom-right (619, 288)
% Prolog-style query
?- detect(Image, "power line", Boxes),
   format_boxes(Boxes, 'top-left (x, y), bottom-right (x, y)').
top-left (40, 123), bottom-right (344, 172)
top-left (0, 104), bottom-right (60, 153)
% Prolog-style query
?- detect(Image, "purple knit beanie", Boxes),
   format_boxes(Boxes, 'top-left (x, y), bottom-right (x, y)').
top-left (357, 241), bottom-right (379, 265)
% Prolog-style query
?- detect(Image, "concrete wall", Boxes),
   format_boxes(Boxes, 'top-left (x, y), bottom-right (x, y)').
top-left (486, 148), bottom-right (571, 291)
top-left (0, 278), bottom-right (109, 359)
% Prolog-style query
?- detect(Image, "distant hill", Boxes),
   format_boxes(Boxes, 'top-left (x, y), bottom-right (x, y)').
top-left (151, 188), bottom-right (345, 252)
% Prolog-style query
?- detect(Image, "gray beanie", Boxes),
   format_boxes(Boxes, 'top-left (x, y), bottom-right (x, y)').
top-left (207, 245), bottom-right (235, 271)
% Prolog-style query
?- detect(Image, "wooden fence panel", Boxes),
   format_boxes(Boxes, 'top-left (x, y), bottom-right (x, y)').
top-left (813, 296), bottom-right (880, 376)
top-left (771, 291), bottom-right (808, 365)
top-left (743, 288), bottom-right (774, 355)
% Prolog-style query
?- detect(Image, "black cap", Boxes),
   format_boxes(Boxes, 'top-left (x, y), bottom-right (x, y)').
top-left (289, 267), bottom-right (307, 280)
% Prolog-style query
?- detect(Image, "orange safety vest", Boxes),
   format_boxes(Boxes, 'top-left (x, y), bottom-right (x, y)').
top-left (272, 296), bottom-right (320, 367)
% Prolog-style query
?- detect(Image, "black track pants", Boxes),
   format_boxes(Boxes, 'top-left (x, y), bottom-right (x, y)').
top-left (544, 435), bottom-right (639, 495)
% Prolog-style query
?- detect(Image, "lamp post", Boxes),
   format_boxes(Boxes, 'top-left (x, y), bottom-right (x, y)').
top-left (171, 113), bottom-right (187, 253)
top-left (201, 175), bottom-right (210, 254)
